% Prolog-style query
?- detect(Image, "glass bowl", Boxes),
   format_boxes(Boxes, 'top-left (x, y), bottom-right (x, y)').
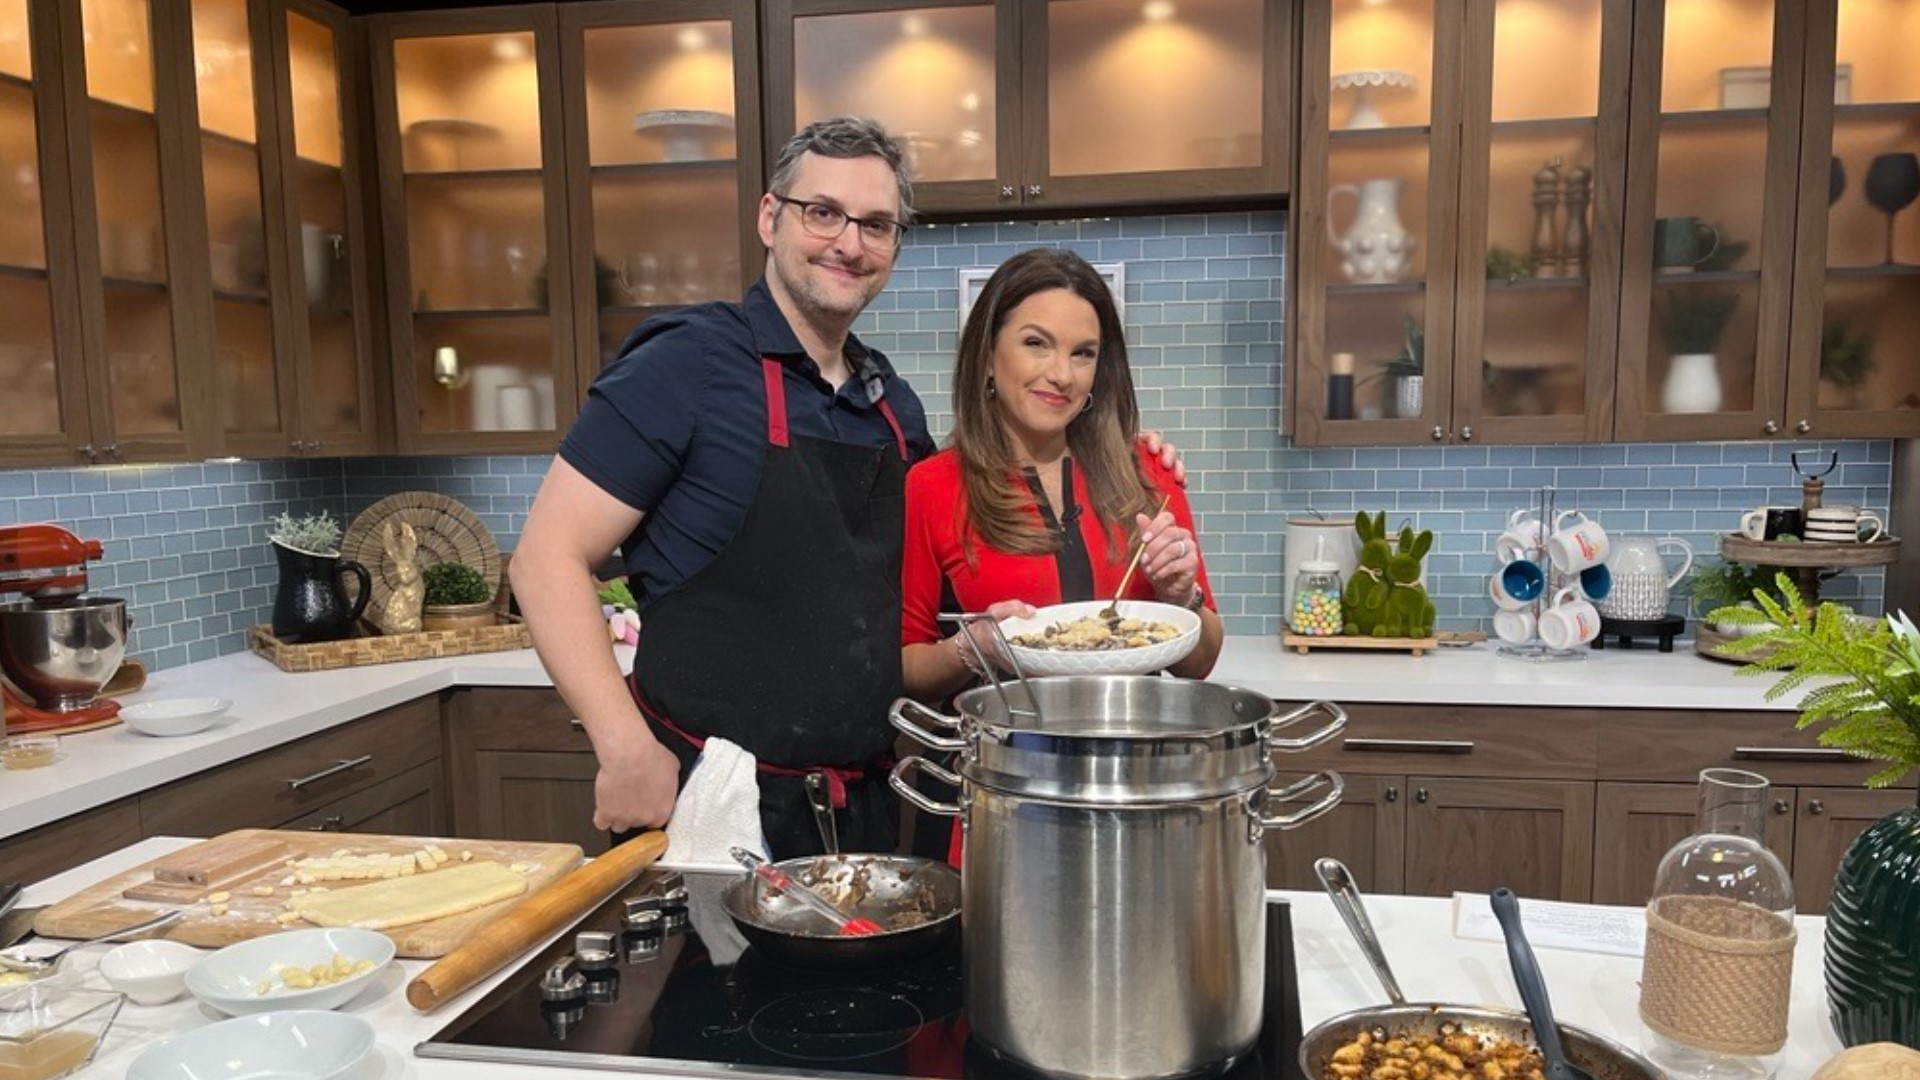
top-left (0, 983), bottom-right (124, 1079)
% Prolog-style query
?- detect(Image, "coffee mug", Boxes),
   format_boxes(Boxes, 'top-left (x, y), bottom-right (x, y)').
top-left (1540, 587), bottom-right (1601, 650)
top-left (1494, 509), bottom-right (1546, 563)
top-left (1546, 510), bottom-right (1610, 574)
top-left (1654, 216), bottom-right (1721, 271)
top-left (1579, 563), bottom-right (1611, 602)
top-left (1740, 506), bottom-right (1804, 541)
top-left (1805, 506), bottom-right (1885, 544)
top-left (1493, 608), bottom-right (1536, 645)
top-left (1490, 560), bottom-right (1546, 611)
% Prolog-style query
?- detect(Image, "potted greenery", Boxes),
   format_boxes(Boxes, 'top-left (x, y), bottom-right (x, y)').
top-left (266, 511), bottom-right (369, 643)
top-left (1820, 321), bottom-right (1874, 408)
top-left (1710, 577), bottom-right (1920, 1048)
top-left (1357, 315), bottom-right (1425, 419)
top-left (1658, 290), bottom-right (1738, 413)
top-left (421, 562), bottom-right (496, 631)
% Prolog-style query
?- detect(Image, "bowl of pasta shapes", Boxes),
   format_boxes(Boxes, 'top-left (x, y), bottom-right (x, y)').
top-left (994, 600), bottom-right (1201, 677)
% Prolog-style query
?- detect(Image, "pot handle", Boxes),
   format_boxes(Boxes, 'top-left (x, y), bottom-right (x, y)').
top-left (890, 757), bottom-right (963, 818)
top-left (1255, 770), bottom-right (1345, 833)
top-left (890, 698), bottom-right (968, 753)
top-left (1267, 700), bottom-right (1347, 751)
top-left (1657, 536), bottom-right (1695, 589)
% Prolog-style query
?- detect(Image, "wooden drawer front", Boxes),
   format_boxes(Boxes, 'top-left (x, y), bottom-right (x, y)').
top-left (1596, 712), bottom-right (1885, 786)
top-left (1274, 702), bottom-right (1596, 780)
top-left (1592, 781), bottom-right (1798, 907)
top-left (283, 761), bottom-right (448, 838)
top-left (142, 697), bottom-right (441, 836)
top-left (448, 688), bottom-right (593, 753)
top-left (0, 801), bottom-right (143, 885)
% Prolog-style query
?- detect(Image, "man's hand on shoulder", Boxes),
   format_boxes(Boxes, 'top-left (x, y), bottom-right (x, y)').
top-left (592, 732), bottom-right (682, 833)
top-left (1139, 430), bottom-right (1188, 487)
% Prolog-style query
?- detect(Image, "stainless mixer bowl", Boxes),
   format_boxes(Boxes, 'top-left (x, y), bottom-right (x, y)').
top-left (0, 597), bottom-right (127, 711)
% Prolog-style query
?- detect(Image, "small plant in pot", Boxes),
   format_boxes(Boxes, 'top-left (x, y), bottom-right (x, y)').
top-left (1820, 321), bottom-right (1875, 409)
top-left (266, 511), bottom-right (369, 643)
top-left (1360, 315), bottom-right (1425, 419)
top-left (421, 562), bottom-right (496, 632)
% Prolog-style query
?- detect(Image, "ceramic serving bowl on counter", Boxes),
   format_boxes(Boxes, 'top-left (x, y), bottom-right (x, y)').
top-left (186, 928), bottom-right (394, 1017)
top-left (120, 698), bottom-right (231, 737)
top-left (127, 1009), bottom-right (375, 1080)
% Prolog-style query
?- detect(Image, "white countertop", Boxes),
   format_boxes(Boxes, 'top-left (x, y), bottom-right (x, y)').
top-left (1, 635), bottom-right (1796, 841)
top-left (36, 837), bottom-right (1847, 1079)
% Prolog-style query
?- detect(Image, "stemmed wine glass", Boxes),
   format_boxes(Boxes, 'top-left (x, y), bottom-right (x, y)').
top-left (1864, 152), bottom-right (1919, 265)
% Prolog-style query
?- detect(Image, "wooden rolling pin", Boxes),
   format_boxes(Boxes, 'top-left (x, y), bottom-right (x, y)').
top-left (407, 830), bottom-right (668, 1012)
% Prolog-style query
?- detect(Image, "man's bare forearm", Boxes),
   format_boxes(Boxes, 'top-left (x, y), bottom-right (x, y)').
top-left (511, 547), bottom-right (657, 761)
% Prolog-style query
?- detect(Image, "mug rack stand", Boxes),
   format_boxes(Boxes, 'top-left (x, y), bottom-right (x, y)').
top-left (1495, 486), bottom-right (1588, 664)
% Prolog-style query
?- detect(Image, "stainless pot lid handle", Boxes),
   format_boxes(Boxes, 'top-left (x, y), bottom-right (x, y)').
top-left (1314, 856), bottom-right (1407, 1006)
top-left (890, 698), bottom-right (968, 753)
top-left (1268, 700), bottom-right (1347, 751)
top-left (1255, 770), bottom-right (1345, 833)
top-left (889, 757), bottom-right (964, 817)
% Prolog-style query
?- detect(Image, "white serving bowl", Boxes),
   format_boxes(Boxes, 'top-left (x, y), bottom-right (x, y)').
top-left (127, 1009), bottom-right (375, 1080)
top-left (120, 697), bottom-right (231, 737)
top-left (997, 599), bottom-right (1202, 677)
top-left (186, 928), bottom-right (394, 1016)
top-left (99, 940), bottom-right (201, 1005)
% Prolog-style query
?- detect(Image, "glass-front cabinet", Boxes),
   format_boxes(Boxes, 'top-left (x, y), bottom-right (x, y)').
top-left (558, 0), bottom-right (761, 379)
top-left (1783, 0), bottom-right (1920, 438)
top-left (371, 8), bottom-right (576, 452)
top-left (1612, 0), bottom-right (1805, 441)
top-left (764, 0), bottom-right (1288, 215)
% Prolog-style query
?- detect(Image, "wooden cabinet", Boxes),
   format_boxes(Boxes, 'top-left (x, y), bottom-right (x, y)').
top-left (1268, 771), bottom-right (1406, 893)
top-left (1591, 780), bottom-right (1798, 906)
top-left (281, 759), bottom-right (447, 836)
top-left (1788, 785), bottom-right (1913, 914)
top-left (763, 0), bottom-right (1291, 217)
top-left (0, 799), bottom-right (144, 885)
top-left (1404, 776), bottom-right (1595, 900)
top-left (444, 687), bottom-right (609, 853)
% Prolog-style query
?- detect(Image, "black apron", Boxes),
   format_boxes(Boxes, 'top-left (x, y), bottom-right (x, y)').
top-left (621, 357), bottom-right (909, 859)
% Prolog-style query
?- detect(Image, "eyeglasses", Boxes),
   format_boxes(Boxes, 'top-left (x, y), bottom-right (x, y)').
top-left (773, 195), bottom-right (907, 251)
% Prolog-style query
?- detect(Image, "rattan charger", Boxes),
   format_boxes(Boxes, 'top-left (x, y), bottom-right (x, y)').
top-left (341, 491), bottom-right (502, 625)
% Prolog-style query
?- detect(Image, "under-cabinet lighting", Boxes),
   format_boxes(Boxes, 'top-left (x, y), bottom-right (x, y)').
top-left (491, 36), bottom-right (529, 62)
top-left (675, 26), bottom-right (709, 52)
top-left (1143, 0), bottom-right (1176, 21)
top-left (900, 13), bottom-right (929, 38)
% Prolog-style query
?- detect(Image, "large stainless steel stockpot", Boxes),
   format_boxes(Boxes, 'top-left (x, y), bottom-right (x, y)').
top-left (889, 676), bottom-right (1346, 1080)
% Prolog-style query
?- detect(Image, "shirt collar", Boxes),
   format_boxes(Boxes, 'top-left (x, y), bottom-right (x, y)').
top-left (744, 277), bottom-right (891, 406)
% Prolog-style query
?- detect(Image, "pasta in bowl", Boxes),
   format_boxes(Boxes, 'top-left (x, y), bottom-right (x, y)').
top-left (994, 600), bottom-right (1202, 676)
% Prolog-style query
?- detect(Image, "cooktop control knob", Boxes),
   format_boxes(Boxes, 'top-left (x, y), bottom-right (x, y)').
top-left (540, 956), bottom-right (586, 1003)
top-left (575, 931), bottom-right (617, 972)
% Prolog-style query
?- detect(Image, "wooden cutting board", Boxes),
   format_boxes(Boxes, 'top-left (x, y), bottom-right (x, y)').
top-left (33, 829), bottom-right (583, 958)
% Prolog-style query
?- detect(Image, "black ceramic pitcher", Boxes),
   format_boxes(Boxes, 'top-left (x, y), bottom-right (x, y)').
top-left (270, 542), bottom-right (371, 643)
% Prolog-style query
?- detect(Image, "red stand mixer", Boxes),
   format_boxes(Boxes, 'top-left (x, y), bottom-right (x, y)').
top-left (0, 523), bottom-right (126, 735)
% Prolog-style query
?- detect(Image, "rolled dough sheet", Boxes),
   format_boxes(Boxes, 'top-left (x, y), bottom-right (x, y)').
top-left (288, 861), bottom-right (529, 929)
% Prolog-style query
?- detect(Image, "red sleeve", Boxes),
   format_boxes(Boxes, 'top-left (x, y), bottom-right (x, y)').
top-left (1134, 443), bottom-right (1214, 611)
top-left (901, 453), bottom-right (954, 645)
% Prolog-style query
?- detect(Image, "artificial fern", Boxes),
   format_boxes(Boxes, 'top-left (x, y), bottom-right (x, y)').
top-left (1707, 574), bottom-right (1920, 788)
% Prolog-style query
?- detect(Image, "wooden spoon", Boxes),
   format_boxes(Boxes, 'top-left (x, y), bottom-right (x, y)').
top-left (1099, 494), bottom-right (1173, 620)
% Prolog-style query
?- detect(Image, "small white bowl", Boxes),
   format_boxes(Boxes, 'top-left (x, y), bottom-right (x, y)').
top-left (120, 697), bottom-right (231, 737)
top-left (127, 1009), bottom-right (375, 1080)
top-left (98, 940), bottom-right (200, 1005)
top-left (186, 928), bottom-right (394, 1017)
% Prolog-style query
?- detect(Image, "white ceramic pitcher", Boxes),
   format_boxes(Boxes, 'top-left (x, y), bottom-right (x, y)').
top-left (1596, 535), bottom-right (1694, 621)
top-left (1327, 178), bottom-right (1415, 284)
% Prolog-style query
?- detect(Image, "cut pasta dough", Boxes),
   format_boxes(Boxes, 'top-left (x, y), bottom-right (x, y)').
top-left (286, 861), bottom-right (529, 929)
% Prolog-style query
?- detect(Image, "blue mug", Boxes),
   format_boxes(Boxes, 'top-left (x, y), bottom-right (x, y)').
top-left (1490, 560), bottom-right (1546, 610)
top-left (1579, 563), bottom-right (1611, 602)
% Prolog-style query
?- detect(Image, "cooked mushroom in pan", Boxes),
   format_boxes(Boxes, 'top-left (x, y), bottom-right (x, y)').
top-left (1009, 614), bottom-right (1181, 651)
top-left (1321, 1028), bottom-right (1546, 1080)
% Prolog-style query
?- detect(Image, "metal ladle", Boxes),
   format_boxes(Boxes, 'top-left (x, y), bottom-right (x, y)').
top-left (0, 909), bottom-right (184, 974)
top-left (805, 772), bottom-right (839, 855)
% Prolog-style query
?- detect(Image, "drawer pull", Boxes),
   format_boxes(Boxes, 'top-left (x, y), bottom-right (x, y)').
top-left (309, 814), bottom-right (345, 832)
top-left (569, 718), bottom-right (585, 730)
top-left (1733, 747), bottom-right (1855, 762)
top-left (1343, 738), bottom-right (1475, 755)
top-left (288, 755), bottom-right (373, 790)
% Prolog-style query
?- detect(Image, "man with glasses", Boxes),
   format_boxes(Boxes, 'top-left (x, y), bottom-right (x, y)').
top-left (513, 117), bottom-right (933, 858)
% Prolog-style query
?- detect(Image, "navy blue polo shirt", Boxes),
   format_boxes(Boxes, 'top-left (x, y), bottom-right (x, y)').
top-left (560, 278), bottom-right (935, 607)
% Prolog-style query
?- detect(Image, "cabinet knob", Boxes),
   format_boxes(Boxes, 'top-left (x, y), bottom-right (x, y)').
top-left (77, 444), bottom-right (95, 463)
top-left (1808, 799), bottom-right (1825, 816)
top-left (1460, 425), bottom-right (1473, 442)
top-left (308, 439), bottom-right (322, 452)
top-left (103, 444), bottom-right (121, 462)
top-left (290, 439), bottom-right (303, 452)
top-left (1431, 426), bottom-right (1445, 441)
top-left (1773, 799), bottom-right (1790, 815)
top-left (1025, 184), bottom-right (1042, 198)
top-left (1000, 185), bottom-right (1015, 199)
top-left (1763, 420), bottom-right (1779, 434)
top-left (1384, 786), bottom-right (1398, 803)
top-left (1414, 787), bottom-right (1430, 804)
top-left (1796, 420), bottom-right (1811, 434)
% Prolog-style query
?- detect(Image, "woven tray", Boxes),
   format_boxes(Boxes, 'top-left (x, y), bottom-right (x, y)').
top-left (340, 491), bottom-right (502, 626)
top-left (1281, 632), bottom-right (1440, 656)
top-left (247, 617), bottom-right (530, 673)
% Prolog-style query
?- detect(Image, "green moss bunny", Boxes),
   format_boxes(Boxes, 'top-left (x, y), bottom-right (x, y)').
top-left (1341, 511), bottom-right (1393, 636)
top-left (1380, 525), bottom-right (1437, 638)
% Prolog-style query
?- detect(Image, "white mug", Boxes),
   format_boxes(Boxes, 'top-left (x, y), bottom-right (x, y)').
top-left (1539, 587), bottom-right (1601, 650)
top-left (1493, 609), bottom-right (1536, 645)
top-left (1546, 510), bottom-right (1610, 574)
top-left (1805, 506), bottom-right (1885, 544)
top-left (1495, 509), bottom-right (1546, 563)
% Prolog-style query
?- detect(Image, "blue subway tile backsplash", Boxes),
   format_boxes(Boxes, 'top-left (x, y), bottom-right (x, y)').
top-left (0, 211), bottom-right (1895, 671)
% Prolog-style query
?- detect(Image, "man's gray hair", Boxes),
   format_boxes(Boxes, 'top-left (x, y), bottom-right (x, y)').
top-left (768, 116), bottom-right (916, 223)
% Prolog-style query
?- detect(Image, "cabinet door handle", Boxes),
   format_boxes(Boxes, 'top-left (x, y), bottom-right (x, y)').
top-left (1414, 787), bottom-right (1430, 804)
top-left (1808, 799), bottom-right (1826, 816)
top-left (1384, 785), bottom-right (1399, 802)
top-left (1733, 746), bottom-right (1854, 762)
top-left (1796, 420), bottom-right (1811, 434)
top-left (999, 185), bottom-right (1015, 199)
top-left (1025, 184), bottom-right (1042, 198)
top-left (1431, 426), bottom-right (1445, 441)
top-left (288, 755), bottom-right (372, 789)
top-left (1773, 799), bottom-right (1790, 815)
top-left (1763, 420), bottom-right (1779, 434)
top-left (309, 814), bottom-right (345, 832)
top-left (1460, 425), bottom-right (1473, 441)
top-left (104, 444), bottom-right (120, 461)
top-left (1343, 738), bottom-right (1475, 754)
top-left (77, 444), bottom-right (95, 462)
top-left (568, 718), bottom-right (585, 730)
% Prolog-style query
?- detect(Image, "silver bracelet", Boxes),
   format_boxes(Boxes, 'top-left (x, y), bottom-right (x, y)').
top-left (951, 632), bottom-right (986, 676)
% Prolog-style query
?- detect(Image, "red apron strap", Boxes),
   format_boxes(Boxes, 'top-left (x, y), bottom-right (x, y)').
top-left (760, 358), bottom-right (789, 448)
top-left (630, 672), bottom-right (871, 808)
top-left (876, 398), bottom-right (909, 462)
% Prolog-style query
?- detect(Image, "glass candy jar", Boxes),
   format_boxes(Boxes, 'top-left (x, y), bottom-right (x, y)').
top-left (1289, 558), bottom-right (1344, 636)
top-left (1639, 769), bottom-right (1797, 1079)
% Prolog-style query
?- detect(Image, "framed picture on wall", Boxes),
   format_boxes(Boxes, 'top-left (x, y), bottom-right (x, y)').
top-left (957, 262), bottom-right (1126, 333)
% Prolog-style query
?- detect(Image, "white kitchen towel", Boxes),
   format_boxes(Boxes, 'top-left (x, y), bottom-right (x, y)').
top-left (663, 736), bottom-right (768, 868)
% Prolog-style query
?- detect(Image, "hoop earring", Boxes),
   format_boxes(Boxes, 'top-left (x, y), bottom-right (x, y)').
top-left (986, 375), bottom-right (997, 399)
top-left (1080, 391), bottom-right (1094, 414)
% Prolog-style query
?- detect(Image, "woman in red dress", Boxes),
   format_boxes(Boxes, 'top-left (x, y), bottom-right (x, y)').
top-left (899, 247), bottom-right (1224, 707)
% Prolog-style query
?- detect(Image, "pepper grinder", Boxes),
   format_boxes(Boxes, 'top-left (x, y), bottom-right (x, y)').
top-left (1561, 165), bottom-right (1591, 277)
top-left (1327, 351), bottom-right (1356, 421)
top-left (1530, 157), bottom-right (1563, 278)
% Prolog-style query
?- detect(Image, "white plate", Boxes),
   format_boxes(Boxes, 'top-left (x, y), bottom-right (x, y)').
top-left (128, 1009), bottom-right (375, 1080)
top-left (120, 697), bottom-right (231, 737)
top-left (186, 928), bottom-right (394, 1017)
top-left (996, 600), bottom-right (1202, 677)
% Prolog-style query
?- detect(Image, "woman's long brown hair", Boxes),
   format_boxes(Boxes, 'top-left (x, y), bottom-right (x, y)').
top-left (951, 248), bottom-right (1156, 558)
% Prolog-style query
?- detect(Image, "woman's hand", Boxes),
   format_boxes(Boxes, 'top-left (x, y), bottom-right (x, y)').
top-left (1136, 510), bottom-right (1200, 609)
top-left (1139, 431), bottom-right (1188, 487)
top-left (960, 599), bottom-right (1036, 672)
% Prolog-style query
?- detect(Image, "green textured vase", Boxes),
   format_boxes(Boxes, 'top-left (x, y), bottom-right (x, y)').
top-left (1826, 806), bottom-right (1920, 1048)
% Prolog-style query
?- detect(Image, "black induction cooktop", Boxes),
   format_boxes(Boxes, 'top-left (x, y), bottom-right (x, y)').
top-left (418, 867), bottom-right (1305, 1080)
